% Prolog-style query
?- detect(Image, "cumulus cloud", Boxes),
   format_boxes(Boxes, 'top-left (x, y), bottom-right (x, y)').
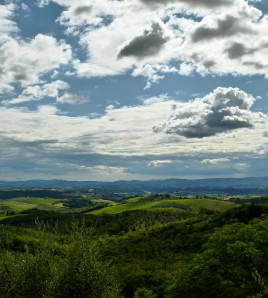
top-left (118, 23), bottom-right (169, 59)
top-left (57, 93), bottom-right (88, 104)
top-left (0, 3), bottom-right (18, 36)
top-left (54, 0), bottom-right (124, 35)
top-left (132, 64), bottom-right (177, 88)
top-left (2, 1), bottom-right (268, 180)
top-left (154, 87), bottom-right (266, 138)
top-left (139, 0), bottom-right (234, 8)
top-left (0, 33), bottom-right (72, 92)
top-left (49, 0), bottom-right (180, 86)
top-left (42, 81), bottom-right (70, 97)
top-left (41, 0), bottom-right (268, 86)
top-left (37, 0), bottom-right (51, 7)
top-left (177, 2), bottom-right (268, 75)
top-left (6, 80), bottom-right (70, 105)
top-left (224, 42), bottom-right (251, 59)
top-left (0, 90), bottom-right (267, 179)
top-left (191, 14), bottom-right (254, 42)
top-left (73, 6), bottom-right (92, 16)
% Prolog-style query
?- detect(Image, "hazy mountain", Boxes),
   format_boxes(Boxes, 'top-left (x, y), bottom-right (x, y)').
top-left (0, 177), bottom-right (267, 194)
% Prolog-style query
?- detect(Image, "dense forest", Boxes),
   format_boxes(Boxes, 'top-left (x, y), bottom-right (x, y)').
top-left (1, 194), bottom-right (268, 297)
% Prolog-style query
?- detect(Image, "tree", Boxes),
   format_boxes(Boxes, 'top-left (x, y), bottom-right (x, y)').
top-left (170, 218), bottom-right (268, 298)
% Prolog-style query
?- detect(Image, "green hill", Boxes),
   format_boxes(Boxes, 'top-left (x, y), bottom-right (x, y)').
top-left (1, 202), bottom-right (268, 298)
top-left (0, 196), bottom-right (112, 219)
top-left (89, 195), bottom-right (238, 215)
top-left (0, 197), bottom-right (65, 218)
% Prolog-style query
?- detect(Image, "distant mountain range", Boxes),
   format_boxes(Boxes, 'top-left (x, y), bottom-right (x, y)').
top-left (0, 177), bottom-right (268, 195)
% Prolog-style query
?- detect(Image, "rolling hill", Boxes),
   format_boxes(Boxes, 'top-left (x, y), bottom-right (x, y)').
top-left (89, 195), bottom-right (238, 215)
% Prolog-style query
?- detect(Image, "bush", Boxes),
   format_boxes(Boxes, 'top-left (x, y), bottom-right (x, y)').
top-left (0, 223), bottom-right (120, 298)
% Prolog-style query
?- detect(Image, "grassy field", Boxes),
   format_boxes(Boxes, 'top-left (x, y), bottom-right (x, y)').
top-left (89, 197), bottom-right (238, 215)
top-left (0, 195), bottom-right (239, 217)
top-left (14, 197), bottom-right (60, 207)
top-left (173, 199), bottom-right (238, 211)
top-left (0, 197), bottom-right (63, 216)
top-left (0, 200), bottom-right (36, 212)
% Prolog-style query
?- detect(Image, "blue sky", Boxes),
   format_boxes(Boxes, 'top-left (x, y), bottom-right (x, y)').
top-left (0, 0), bottom-right (268, 181)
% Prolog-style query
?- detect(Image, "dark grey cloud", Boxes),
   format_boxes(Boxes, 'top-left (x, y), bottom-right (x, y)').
top-left (154, 87), bottom-right (261, 138)
top-left (13, 74), bottom-right (29, 81)
top-left (10, 65), bottom-right (30, 81)
top-left (191, 15), bottom-right (254, 42)
top-left (203, 60), bottom-right (216, 68)
top-left (139, 0), bottom-right (233, 8)
top-left (73, 6), bottom-right (92, 16)
top-left (190, 55), bottom-right (215, 69)
top-left (243, 61), bottom-right (265, 70)
top-left (225, 42), bottom-right (249, 59)
top-left (118, 23), bottom-right (168, 59)
top-left (225, 42), bottom-right (268, 60)
top-left (21, 90), bottom-right (35, 98)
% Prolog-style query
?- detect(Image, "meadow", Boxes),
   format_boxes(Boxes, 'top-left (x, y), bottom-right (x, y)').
top-left (90, 195), bottom-right (238, 215)
top-left (0, 197), bottom-right (63, 217)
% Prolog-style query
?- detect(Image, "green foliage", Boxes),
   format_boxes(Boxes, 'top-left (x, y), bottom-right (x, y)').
top-left (151, 202), bottom-right (191, 210)
top-left (0, 222), bottom-right (119, 298)
top-left (134, 288), bottom-right (157, 298)
top-left (61, 198), bottom-right (94, 208)
top-left (0, 190), bottom-right (66, 201)
top-left (57, 223), bottom-right (119, 298)
top-left (1, 202), bottom-right (268, 297)
top-left (0, 251), bottom-right (53, 298)
top-left (169, 218), bottom-right (268, 298)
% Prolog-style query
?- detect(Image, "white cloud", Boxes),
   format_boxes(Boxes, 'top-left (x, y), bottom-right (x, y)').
top-left (0, 3), bottom-right (18, 37)
top-left (201, 158), bottom-right (230, 165)
top-left (0, 88), bottom-right (267, 158)
top-left (41, 0), bottom-right (268, 86)
top-left (57, 93), bottom-right (88, 104)
top-left (148, 160), bottom-right (172, 167)
top-left (6, 80), bottom-right (70, 104)
top-left (176, 2), bottom-right (268, 76)
top-left (21, 3), bottom-right (30, 12)
top-left (74, 60), bottom-right (119, 78)
top-left (37, 0), bottom-right (51, 7)
top-left (139, 0), bottom-right (235, 9)
top-left (46, 0), bottom-right (180, 86)
top-left (55, 0), bottom-right (113, 35)
top-left (87, 165), bottom-right (127, 176)
top-left (42, 80), bottom-right (70, 97)
top-left (201, 158), bottom-right (248, 171)
top-left (201, 158), bottom-right (249, 172)
top-left (256, 143), bottom-right (268, 155)
top-left (0, 87), bottom-right (268, 179)
top-left (1, 1), bottom-right (268, 180)
top-left (178, 62), bottom-right (194, 76)
top-left (0, 21), bottom-right (72, 92)
top-left (154, 87), bottom-right (267, 138)
top-left (132, 64), bottom-right (177, 88)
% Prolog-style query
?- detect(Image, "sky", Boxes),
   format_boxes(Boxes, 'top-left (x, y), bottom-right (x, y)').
top-left (0, 0), bottom-right (268, 181)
